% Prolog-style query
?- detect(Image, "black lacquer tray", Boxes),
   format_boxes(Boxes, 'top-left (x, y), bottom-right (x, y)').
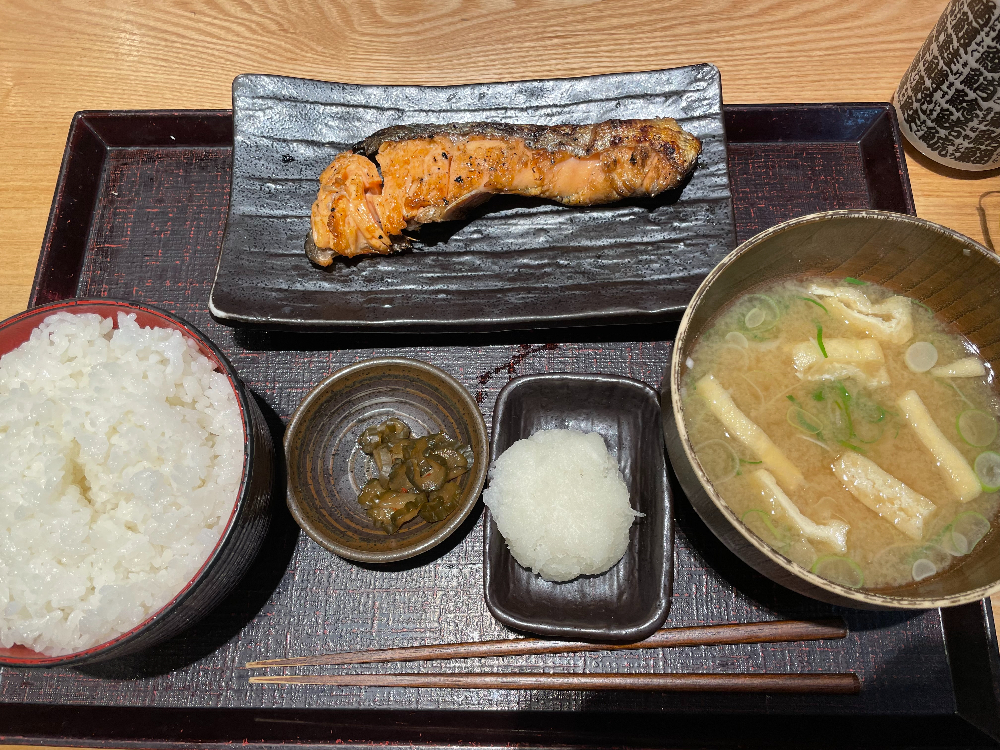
top-left (5, 103), bottom-right (1000, 749)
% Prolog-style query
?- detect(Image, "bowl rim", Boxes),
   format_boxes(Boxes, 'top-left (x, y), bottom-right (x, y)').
top-left (283, 356), bottom-right (489, 564)
top-left (0, 298), bottom-right (255, 666)
top-left (669, 209), bottom-right (1000, 609)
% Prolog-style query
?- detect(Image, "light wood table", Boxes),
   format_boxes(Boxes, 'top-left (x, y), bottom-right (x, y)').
top-left (1, 0), bottom-right (998, 742)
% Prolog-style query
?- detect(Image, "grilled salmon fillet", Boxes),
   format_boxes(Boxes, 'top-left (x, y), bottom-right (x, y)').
top-left (308, 118), bottom-right (701, 263)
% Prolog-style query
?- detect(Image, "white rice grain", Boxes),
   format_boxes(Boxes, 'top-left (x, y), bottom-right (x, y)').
top-left (0, 311), bottom-right (243, 655)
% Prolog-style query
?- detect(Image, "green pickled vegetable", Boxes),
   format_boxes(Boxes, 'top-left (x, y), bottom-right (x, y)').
top-left (420, 482), bottom-right (462, 522)
top-left (355, 419), bottom-right (474, 534)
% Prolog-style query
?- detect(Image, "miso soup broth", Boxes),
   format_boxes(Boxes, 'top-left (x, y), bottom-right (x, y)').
top-left (682, 276), bottom-right (999, 591)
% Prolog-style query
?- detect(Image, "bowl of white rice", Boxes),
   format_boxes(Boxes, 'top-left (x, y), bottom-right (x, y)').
top-left (0, 299), bottom-right (274, 666)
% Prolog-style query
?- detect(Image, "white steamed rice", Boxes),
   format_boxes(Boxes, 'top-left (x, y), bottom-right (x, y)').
top-left (0, 311), bottom-right (243, 656)
top-left (482, 428), bottom-right (641, 582)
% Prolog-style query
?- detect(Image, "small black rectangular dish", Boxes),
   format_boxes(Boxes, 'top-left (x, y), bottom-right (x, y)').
top-left (484, 373), bottom-right (673, 641)
top-left (209, 65), bottom-right (735, 331)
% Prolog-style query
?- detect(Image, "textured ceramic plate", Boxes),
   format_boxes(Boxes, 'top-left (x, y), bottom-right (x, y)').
top-left (483, 374), bottom-right (673, 641)
top-left (210, 65), bottom-right (735, 331)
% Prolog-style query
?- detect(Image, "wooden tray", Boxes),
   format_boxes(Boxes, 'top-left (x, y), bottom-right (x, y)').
top-left (5, 104), bottom-right (1000, 749)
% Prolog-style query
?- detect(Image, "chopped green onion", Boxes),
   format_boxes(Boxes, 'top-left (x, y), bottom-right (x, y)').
top-left (974, 451), bottom-right (1000, 491)
top-left (950, 511), bottom-right (991, 553)
top-left (914, 300), bottom-right (934, 313)
top-left (852, 392), bottom-right (887, 424)
top-left (812, 389), bottom-right (825, 402)
top-left (811, 555), bottom-right (865, 588)
top-left (816, 325), bottom-right (827, 358)
top-left (787, 394), bottom-right (795, 402)
top-left (944, 379), bottom-right (976, 409)
top-left (912, 558), bottom-right (937, 581)
top-left (833, 399), bottom-right (856, 440)
top-left (844, 277), bottom-right (867, 285)
top-left (904, 341), bottom-right (939, 373)
top-left (725, 331), bottom-right (749, 348)
top-left (787, 406), bottom-right (823, 434)
top-left (839, 440), bottom-right (865, 453)
top-left (740, 459), bottom-right (763, 465)
top-left (835, 381), bottom-right (851, 404)
top-left (742, 510), bottom-right (789, 552)
top-left (694, 439), bottom-right (740, 483)
top-left (796, 296), bottom-right (829, 314)
top-left (744, 308), bottom-right (766, 328)
top-left (854, 420), bottom-right (885, 444)
top-left (957, 410), bottom-right (998, 447)
top-left (740, 295), bottom-right (780, 332)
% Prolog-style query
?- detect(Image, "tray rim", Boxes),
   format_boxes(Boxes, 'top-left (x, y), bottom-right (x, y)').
top-left (13, 102), bottom-right (1000, 749)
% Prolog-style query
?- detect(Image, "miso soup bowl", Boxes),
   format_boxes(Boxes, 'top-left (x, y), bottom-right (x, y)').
top-left (663, 209), bottom-right (1000, 610)
top-left (0, 299), bottom-right (274, 666)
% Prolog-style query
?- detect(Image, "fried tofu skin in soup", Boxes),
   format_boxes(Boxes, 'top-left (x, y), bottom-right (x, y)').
top-left (683, 277), bottom-right (999, 590)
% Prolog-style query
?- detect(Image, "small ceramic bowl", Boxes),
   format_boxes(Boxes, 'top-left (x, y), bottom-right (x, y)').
top-left (0, 298), bottom-right (273, 667)
top-left (663, 209), bottom-right (1000, 610)
top-left (285, 357), bottom-right (488, 563)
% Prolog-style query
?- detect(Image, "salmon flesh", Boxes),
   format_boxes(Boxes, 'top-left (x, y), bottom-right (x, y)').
top-left (308, 118), bottom-right (702, 263)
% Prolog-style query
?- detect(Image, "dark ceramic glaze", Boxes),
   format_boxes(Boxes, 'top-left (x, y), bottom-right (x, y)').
top-left (484, 373), bottom-right (673, 642)
top-left (0, 299), bottom-right (273, 667)
top-left (284, 358), bottom-right (488, 563)
top-left (664, 210), bottom-right (1000, 610)
top-left (209, 65), bottom-right (736, 331)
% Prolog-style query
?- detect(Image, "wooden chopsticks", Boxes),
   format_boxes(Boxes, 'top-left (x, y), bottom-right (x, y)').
top-left (249, 671), bottom-right (860, 694)
top-left (245, 618), bottom-right (858, 693)
top-left (246, 618), bottom-right (848, 668)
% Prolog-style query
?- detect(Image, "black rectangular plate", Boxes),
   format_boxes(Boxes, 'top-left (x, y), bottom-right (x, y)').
top-left (483, 374), bottom-right (673, 642)
top-left (209, 66), bottom-right (735, 331)
top-left (9, 104), bottom-right (1000, 749)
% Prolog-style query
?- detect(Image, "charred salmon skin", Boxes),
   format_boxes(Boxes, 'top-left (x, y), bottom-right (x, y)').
top-left (308, 118), bottom-right (701, 263)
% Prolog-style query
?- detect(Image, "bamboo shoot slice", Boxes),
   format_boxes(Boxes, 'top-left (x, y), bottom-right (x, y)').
top-left (750, 470), bottom-right (849, 552)
top-left (807, 283), bottom-right (913, 345)
top-left (897, 390), bottom-right (982, 502)
top-left (929, 357), bottom-right (987, 378)
top-left (832, 452), bottom-right (937, 540)
top-left (695, 374), bottom-right (805, 492)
